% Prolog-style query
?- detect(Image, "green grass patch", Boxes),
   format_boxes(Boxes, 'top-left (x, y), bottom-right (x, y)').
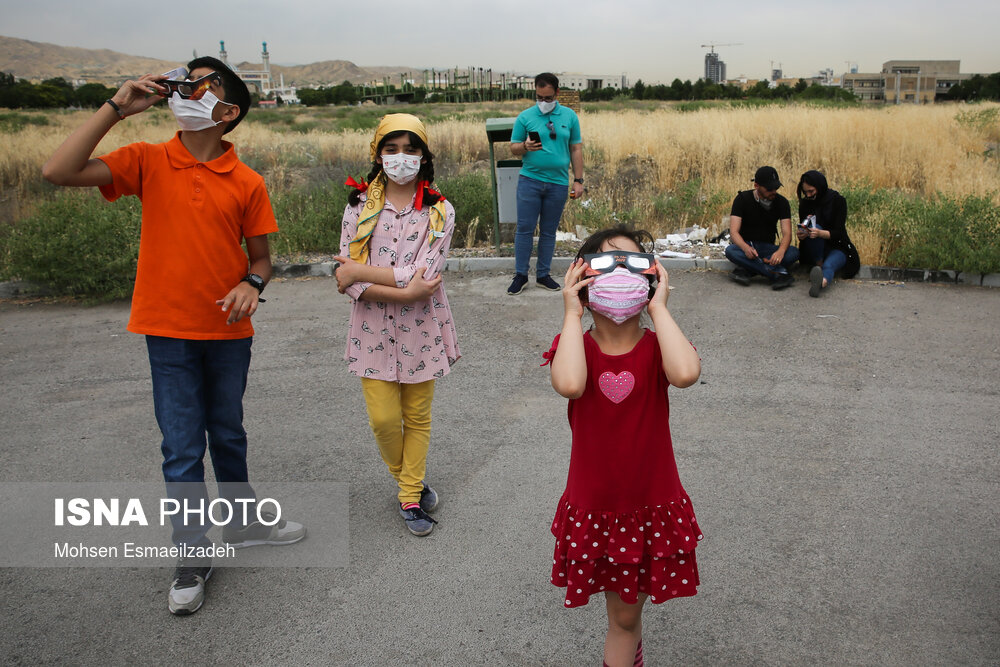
top-left (2, 189), bottom-right (140, 300)
top-left (269, 184), bottom-right (350, 257)
top-left (843, 185), bottom-right (1000, 274)
top-left (437, 170), bottom-right (494, 246)
top-left (0, 111), bottom-right (51, 133)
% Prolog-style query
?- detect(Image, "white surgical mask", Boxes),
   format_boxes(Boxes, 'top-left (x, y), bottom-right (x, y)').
top-left (168, 91), bottom-right (230, 132)
top-left (536, 100), bottom-right (557, 114)
top-left (381, 153), bottom-right (422, 185)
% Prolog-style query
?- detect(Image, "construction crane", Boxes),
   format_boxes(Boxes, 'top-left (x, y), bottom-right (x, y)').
top-left (701, 42), bottom-right (742, 55)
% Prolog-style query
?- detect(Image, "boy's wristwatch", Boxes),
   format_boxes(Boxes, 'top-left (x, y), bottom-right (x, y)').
top-left (573, 177), bottom-right (584, 184)
top-left (242, 273), bottom-right (265, 294)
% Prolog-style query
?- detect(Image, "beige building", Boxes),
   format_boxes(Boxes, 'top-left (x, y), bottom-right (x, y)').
top-left (842, 60), bottom-right (973, 104)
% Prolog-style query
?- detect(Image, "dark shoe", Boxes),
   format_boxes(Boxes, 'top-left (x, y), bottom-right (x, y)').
top-left (168, 558), bottom-right (213, 615)
top-left (399, 503), bottom-right (438, 536)
top-left (536, 275), bottom-right (561, 291)
top-left (419, 481), bottom-right (439, 513)
top-left (809, 266), bottom-right (823, 297)
top-left (506, 273), bottom-right (528, 295)
top-left (770, 273), bottom-right (794, 290)
top-left (223, 511), bottom-right (306, 548)
top-left (729, 268), bottom-right (751, 286)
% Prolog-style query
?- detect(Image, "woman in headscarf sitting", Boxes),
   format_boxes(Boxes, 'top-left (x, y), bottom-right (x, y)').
top-left (796, 170), bottom-right (860, 297)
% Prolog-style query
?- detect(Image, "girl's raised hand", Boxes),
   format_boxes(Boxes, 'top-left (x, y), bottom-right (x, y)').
top-left (562, 258), bottom-right (594, 319)
top-left (647, 260), bottom-right (671, 315)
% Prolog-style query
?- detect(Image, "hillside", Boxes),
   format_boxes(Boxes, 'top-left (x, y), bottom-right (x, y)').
top-left (1, 35), bottom-right (416, 87)
top-left (0, 36), bottom-right (178, 84)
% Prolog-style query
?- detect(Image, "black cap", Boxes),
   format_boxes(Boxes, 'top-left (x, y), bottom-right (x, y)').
top-left (753, 166), bottom-right (782, 190)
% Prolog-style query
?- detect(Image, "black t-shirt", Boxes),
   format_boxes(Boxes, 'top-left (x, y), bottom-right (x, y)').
top-left (730, 190), bottom-right (791, 244)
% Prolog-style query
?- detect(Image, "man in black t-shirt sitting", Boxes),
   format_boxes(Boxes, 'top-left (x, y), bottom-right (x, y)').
top-left (724, 166), bottom-right (799, 290)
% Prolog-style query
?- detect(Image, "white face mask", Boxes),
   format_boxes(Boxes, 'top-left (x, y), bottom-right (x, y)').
top-left (381, 153), bottom-right (422, 185)
top-left (168, 91), bottom-right (229, 132)
top-left (536, 100), bottom-right (557, 114)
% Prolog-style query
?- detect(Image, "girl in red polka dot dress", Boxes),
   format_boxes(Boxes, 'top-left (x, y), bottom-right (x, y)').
top-left (542, 225), bottom-right (703, 667)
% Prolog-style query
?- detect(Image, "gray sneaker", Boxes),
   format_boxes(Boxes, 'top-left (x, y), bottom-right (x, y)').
top-left (420, 481), bottom-right (439, 513)
top-left (168, 558), bottom-right (213, 615)
top-left (809, 266), bottom-right (823, 297)
top-left (223, 511), bottom-right (306, 548)
top-left (399, 503), bottom-right (437, 536)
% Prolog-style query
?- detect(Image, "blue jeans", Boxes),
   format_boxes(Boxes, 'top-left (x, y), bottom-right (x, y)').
top-left (146, 335), bottom-right (255, 547)
top-left (515, 175), bottom-right (569, 278)
top-left (799, 238), bottom-right (847, 284)
top-left (725, 242), bottom-right (800, 279)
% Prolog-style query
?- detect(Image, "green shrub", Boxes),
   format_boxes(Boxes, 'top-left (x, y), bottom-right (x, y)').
top-left (436, 170), bottom-right (494, 246)
top-left (3, 189), bottom-right (141, 299)
top-left (651, 178), bottom-right (730, 228)
top-left (269, 183), bottom-right (350, 257)
top-left (882, 193), bottom-right (1000, 275)
top-left (843, 185), bottom-right (1000, 274)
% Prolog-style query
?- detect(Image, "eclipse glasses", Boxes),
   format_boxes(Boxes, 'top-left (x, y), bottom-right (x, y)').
top-left (582, 251), bottom-right (658, 276)
top-left (158, 68), bottom-right (222, 100)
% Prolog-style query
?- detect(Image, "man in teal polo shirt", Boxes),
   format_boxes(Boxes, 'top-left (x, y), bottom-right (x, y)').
top-left (507, 72), bottom-right (584, 295)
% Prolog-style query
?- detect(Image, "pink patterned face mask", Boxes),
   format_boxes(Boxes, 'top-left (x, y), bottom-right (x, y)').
top-left (587, 267), bottom-right (650, 324)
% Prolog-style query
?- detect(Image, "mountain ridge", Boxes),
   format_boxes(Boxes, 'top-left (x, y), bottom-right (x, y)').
top-left (0, 35), bottom-right (417, 88)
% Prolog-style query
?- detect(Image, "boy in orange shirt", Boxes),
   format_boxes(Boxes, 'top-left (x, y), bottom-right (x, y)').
top-left (43, 56), bottom-right (303, 615)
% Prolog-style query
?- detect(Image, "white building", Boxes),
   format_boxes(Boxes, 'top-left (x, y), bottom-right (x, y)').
top-left (558, 73), bottom-right (629, 91)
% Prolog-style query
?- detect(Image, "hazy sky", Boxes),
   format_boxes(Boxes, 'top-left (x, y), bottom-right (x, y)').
top-left (3, 0), bottom-right (999, 83)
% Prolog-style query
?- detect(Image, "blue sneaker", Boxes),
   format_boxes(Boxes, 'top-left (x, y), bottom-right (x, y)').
top-left (536, 275), bottom-right (561, 291)
top-left (420, 482), bottom-right (438, 512)
top-left (399, 503), bottom-right (437, 536)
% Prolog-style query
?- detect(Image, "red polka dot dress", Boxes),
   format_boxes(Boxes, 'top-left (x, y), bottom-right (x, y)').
top-left (545, 329), bottom-right (703, 608)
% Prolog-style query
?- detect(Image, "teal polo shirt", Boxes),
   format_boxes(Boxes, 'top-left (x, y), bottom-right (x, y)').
top-left (510, 103), bottom-right (582, 186)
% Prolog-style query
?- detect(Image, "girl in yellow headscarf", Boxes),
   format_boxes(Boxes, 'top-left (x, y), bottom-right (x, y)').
top-left (333, 113), bottom-right (460, 537)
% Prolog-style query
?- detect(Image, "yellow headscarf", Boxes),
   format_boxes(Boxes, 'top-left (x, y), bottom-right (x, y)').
top-left (349, 114), bottom-right (448, 263)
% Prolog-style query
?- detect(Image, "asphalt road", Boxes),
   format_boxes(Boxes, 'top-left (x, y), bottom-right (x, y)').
top-left (1, 270), bottom-right (998, 666)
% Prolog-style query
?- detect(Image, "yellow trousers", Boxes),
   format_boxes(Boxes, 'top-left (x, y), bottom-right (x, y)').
top-left (360, 378), bottom-right (435, 505)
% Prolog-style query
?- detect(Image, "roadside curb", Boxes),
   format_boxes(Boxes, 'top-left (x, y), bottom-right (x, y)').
top-left (270, 257), bottom-right (1000, 287)
top-left (3, 260), bottom-right (997, 299)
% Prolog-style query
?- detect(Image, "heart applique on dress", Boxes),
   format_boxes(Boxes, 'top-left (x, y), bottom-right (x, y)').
top-left (598, 371), bottom-right (635, 404)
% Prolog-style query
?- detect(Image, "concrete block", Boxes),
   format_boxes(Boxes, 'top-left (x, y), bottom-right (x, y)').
top-left (705, 259), bottom-right (736, 272)
top-left (273, 264), bottom-right (313, 278)
top-left (0, 281), bottom-right (50, 298)
top-left (660, 258), bottom-right (697, 271)
top-left (924, 269), bottom-right (956, 283)
top-left (311, 263), bottom-right (335, 277)
top-left (460, 257), bottom-right (515, 272)
top-left (981, 273), bottom-right (1000, 288)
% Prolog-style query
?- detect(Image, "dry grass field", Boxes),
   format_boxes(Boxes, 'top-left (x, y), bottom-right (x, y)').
top-left (2, 100), bottom-right (998, 273)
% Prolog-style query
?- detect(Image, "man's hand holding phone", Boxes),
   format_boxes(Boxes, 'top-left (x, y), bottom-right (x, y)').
top-left (524, 130), bottom-right (542, 152)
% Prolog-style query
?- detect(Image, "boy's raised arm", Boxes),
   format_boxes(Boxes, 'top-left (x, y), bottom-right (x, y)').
top-left (42, 75), bottom-right (167, 187)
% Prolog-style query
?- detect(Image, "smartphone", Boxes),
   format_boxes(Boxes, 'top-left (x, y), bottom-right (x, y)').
top-left (527, 130), bottom-right (541, 143)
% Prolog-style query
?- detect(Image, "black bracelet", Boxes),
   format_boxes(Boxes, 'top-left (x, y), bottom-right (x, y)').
top-left (105, 98), bottom-right (125, 119)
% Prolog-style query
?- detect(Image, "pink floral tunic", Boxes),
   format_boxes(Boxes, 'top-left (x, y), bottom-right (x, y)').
top-left (340, 194), bottom-right (461, 383)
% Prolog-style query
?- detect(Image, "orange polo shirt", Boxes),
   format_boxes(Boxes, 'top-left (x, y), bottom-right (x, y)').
top-left (98, 133), bottom-right (278, 340)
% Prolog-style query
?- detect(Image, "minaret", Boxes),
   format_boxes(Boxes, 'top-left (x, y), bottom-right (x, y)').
top-left (219, 40), bottom-right (228, 67)
top-left (261, 41), bottom-right (271, 89)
